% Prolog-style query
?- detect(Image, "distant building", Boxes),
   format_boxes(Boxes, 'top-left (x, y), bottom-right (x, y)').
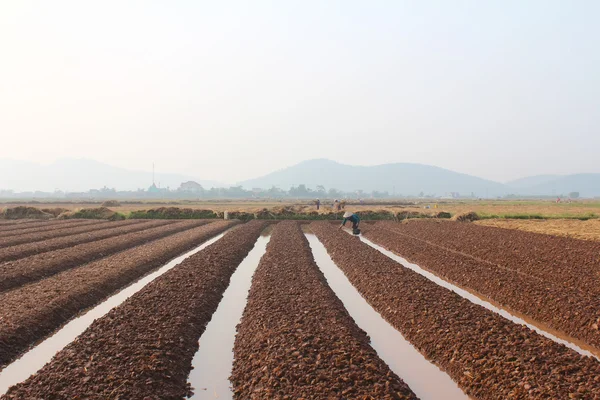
top-left (148, 183), bottom-right (161, 194)
top-left (178, 181), bottom-right (204, 193)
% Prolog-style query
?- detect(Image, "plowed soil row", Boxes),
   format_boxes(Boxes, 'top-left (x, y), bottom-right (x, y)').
top-left (365, 224), bottom-right (600, 351)
top-left (377, 220), bottom-right (600, 293)
top-left (0, 220), bottom-right (236, 370)
top-left (0, 219), bottom-right (101, 237)
top-left (2, 221), bottom-right (267, 399)
top-left (0, 220), bottom-right (51, 230)
top-left (0, 220), bottom-right (121, 247)
top-left (0, 219), bottom-right (171, 263)
top-left (310, 222), bottom-right (600, 399)
top-left (0, 220), bottom-right (210, 293)
top-left (231, 221), bottom-right (417, 399)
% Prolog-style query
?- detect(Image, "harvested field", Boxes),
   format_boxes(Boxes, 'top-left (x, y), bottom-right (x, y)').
top-left (231, 221), bottom-right (417, 399)
top-left (476, 218), bottom-right (600, 242)
top-left (0, 219), bottom-right (113, 246)
top-left (0, 219), bottom-right (169, 263)
top-left (0, 220), bottom-right (236, 369)
top-left (310, 222), bottom-right (600, 399)
top-left (368, 221), bottom-right (600, 350)
top-left (0, 218), bottom-right (100, 236)
top-left (0, 220), bottom-right (211, 292)
top-left (2, 221), bottom-right (266, 399)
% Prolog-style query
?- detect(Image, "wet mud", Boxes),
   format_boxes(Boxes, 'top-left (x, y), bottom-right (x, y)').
top-left (0, 220), bottom-right (236, 370)
top-left (310, 222), bottom-right (600, 399)
top-left (1, 221), bottom-right (266, 399)
top-left (231, 221), bottom-right (417, 399)
top-left (0, 219), bottom-right (103, 240)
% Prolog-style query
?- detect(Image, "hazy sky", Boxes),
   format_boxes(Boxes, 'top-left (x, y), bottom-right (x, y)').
top-left (1, 1), bottom-right (598, 184)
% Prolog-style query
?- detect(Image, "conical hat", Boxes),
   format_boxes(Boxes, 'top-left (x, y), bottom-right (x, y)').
top-left (343, 211), bottom-right (353, 218)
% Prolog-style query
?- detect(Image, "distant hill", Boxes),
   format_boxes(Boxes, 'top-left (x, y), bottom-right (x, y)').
top-left (506, 175), bottom-right (560, 189)
top-left (510, 174), bottom-right (600, 198)
top-left (0, 158), bottom-right (224, 192)
top-left (239, 159), bottom-right (508, 197)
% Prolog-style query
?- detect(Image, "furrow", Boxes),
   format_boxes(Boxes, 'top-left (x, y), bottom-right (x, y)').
top-left (1, 221), bottom-right (266, 399)
top-left (310, 222), bottom-right (600, 399)
top-left (0, 219), bottom-right (162, 262)
top-left (0, 220), bottom-right (209, 292)
top-left (0, 220), bottom-right (237, 370)
top-left (365, 223), bottom-right (600, 351)
top-left (231, 221), bottom-right (418, 399)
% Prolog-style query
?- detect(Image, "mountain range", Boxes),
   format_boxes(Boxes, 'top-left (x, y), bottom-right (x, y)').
top-left (239, 159), bottom-right (600, 198)
top-left (1, 158), bottom-right (599, 197)
top-left (0, 158), bottom-right (223, 193)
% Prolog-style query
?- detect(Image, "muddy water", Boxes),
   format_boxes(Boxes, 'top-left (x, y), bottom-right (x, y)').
top-left (359, 235), bottom-right (600, 361)
top-left (0, 232), bottom-right (228, 396)
top-left (187, 234), bottom-right (270, 399)
top-left (305, 233), bottom-right (468, 400)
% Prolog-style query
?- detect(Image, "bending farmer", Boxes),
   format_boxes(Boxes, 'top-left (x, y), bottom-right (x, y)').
top-left (340, 211), bottom-right (360, 232)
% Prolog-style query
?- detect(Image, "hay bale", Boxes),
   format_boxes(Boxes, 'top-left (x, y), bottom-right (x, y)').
top-left (1, 206), bottom-right (53, 220)
top-left (41, 208), bottom-right (69, 217)
top-left (453, 211), bottom-right (480, 222)
top-left (128, 207), bottom-right (218, 219)
top-left (433, 211), bottom-right (452, 219)
top-left (101, 200), bottom-right (122, 207)
top-left (59, 207), bottom-right (125, 220)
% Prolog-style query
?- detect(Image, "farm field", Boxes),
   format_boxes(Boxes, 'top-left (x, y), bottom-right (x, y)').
top-left (0, 218), bottom-right (599, 399)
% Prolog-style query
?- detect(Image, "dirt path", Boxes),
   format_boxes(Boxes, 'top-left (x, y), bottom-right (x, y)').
top-left (0, 220), bottom-right (236, 370)
top-left (367, 222), bottom-right (600, 352)
top-left (231, 221), bottom-right (417, 399)
top-left (310, 222), bottom-right (600, 399)
top-left (1, 221), bottom-right (266, 399)
top-left (0, 219), bottom-right (164, 263)
top-left (0, 220), bottom-right (210, 292)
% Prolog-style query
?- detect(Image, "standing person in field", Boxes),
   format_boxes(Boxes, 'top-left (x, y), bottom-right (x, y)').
top-left (340, 211), bottom-right (360, 233)
top-left (316, 198), bottom-right (320, 210)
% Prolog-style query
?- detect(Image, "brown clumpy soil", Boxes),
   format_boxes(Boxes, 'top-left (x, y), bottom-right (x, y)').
top-left (0, 219), bottom-right (83, 232)
top-left (376, 220), bottom-right (600, 291)
top-left (0, 220), bottom-right (210, 292)
top-left (2, 220), bottom-right (267, 399)
top-left (231, 221), bottom-right (417, 399)
top-left (310, 221), bottom-right (600, 399)
top-left (368, 221), bottom-right (600, 351)
top-left (0, 218), bottom-right (100, 238)
top-left (0, 220), bottom-right (236, 370)
top-left (0, 219), bottom-right (108, 246)
top-left (0, 219), bottom-right (162, 263)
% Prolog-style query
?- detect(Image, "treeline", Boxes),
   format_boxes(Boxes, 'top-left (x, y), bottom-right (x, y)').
top-left (0, 184), bottom-right (397, 200)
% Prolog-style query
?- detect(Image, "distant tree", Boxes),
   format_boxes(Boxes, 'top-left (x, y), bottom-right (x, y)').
top-left (419, 191), bottom-right (424, 197)
top-left (372, 190), bottom-right (389, 198)
top-left (289, 184), bottom-right (312, 198)
top-left (315, 185), bottom-right (326, 196)
top-left (328, 188), bottom-right (342, 198)
top-left (267, 186), bottom-right (285, 198)
top-left (569, 192), bottom-right (580, 199)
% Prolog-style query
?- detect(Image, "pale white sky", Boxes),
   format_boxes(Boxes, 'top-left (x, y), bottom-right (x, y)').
top-left (1, 1), bottom-right (598, 184)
